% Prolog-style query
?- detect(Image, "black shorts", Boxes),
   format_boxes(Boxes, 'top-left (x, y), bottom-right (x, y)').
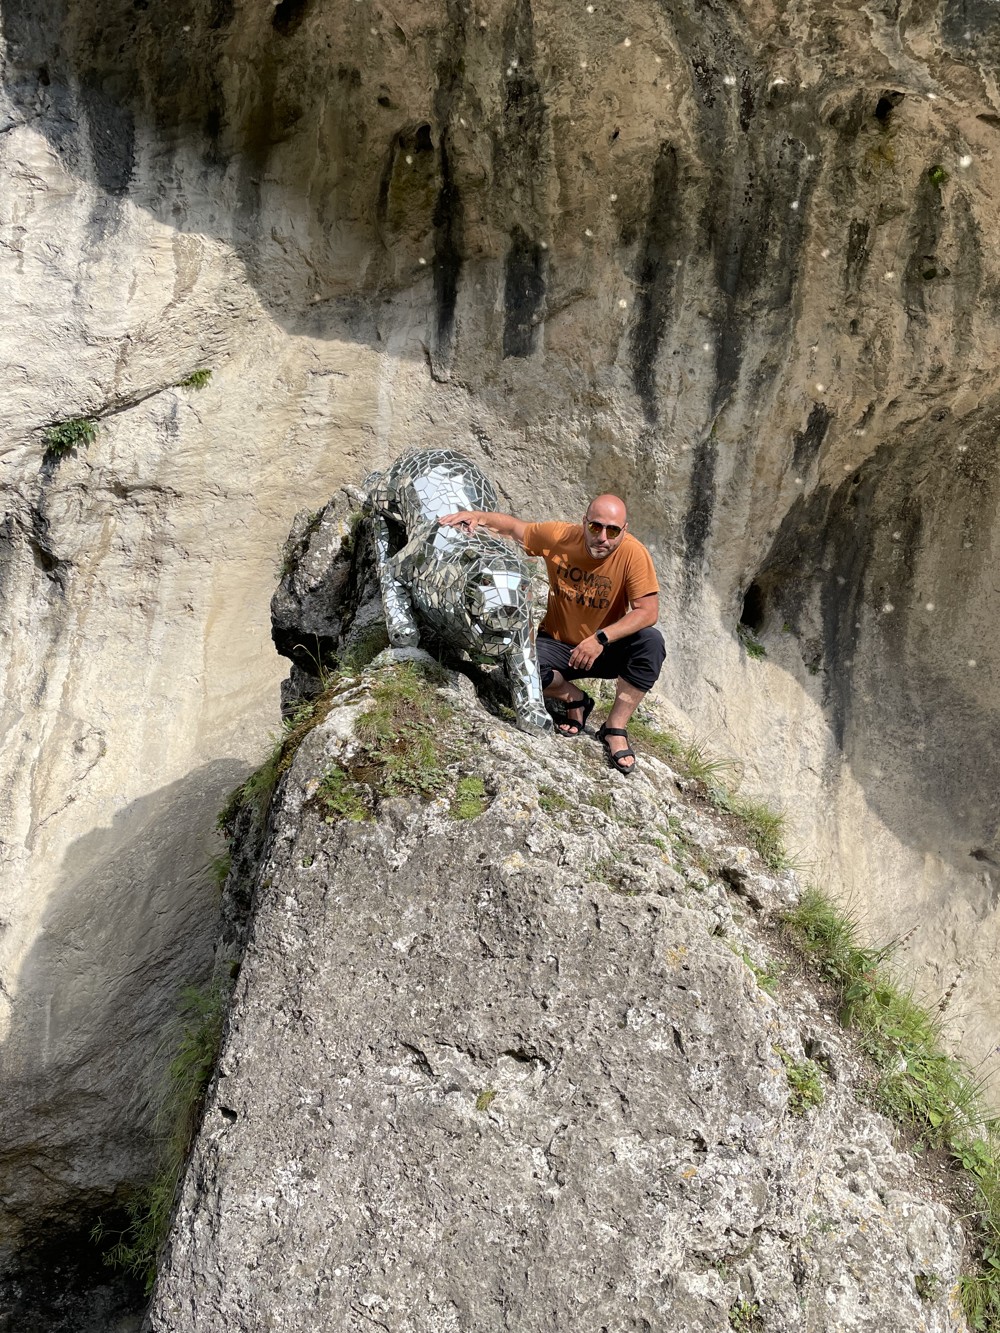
top-left (536, 627), bottom-right (666, 693)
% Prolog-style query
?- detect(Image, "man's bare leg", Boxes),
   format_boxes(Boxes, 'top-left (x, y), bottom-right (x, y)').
top-left (602, 678), bottom-right (647, 771)
top-left (543, 670), bottom-right (590, 735)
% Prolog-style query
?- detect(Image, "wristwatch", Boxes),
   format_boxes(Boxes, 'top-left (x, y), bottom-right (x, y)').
top-left (596, 630), bottom-right (609, 646)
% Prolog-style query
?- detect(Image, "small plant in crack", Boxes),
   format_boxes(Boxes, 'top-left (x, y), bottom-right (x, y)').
top-left (728, 1298), bottom-right (764, 1331)
top-left (43, 416), bottom-right (98, 461)
top-left (176, 368), bottom-right (212, 389)
top-left (736, 622), bottom-right (766, 659)
top-left (777, 1047), bottom-right (824, 1115)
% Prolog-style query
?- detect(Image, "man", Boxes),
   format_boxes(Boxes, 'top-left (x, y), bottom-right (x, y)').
top-left (440, 494), bottom-right (664, 774)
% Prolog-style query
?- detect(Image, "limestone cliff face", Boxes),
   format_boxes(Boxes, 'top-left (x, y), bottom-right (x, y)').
top-left (3, 0), bottom-right (1000, 1311)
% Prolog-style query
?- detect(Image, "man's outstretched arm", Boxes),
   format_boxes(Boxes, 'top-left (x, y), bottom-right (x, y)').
top-left (439, 510), bottom-right (528, 547)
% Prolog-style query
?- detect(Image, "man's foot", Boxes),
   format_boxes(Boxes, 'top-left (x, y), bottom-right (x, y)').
top-left (597, 724), bottom-right (637, 775)
top-left (555, 690), bottom-right (595, 737)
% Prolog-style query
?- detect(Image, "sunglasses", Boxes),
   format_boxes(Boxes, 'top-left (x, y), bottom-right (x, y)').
top-left (586, 520), bottom-right (623, 540)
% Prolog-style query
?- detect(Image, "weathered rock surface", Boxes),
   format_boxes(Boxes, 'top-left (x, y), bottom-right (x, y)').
top-left (4, 0), bottom-right (1000, 1313)
top-left (147, 660), bottom-right (968, 1332)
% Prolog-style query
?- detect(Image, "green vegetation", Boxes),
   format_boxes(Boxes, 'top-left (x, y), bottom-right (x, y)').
top-left (777, 1048), bottom-right (825, 1115)
top-left (589, 790), bottom-right (614, 816)
top-left (43, 416), bottom-right (97, 460)
top-left (784, 885), bottom-right (1000, 1327)
top-left (737, 623), bottom-right (767, 659)
top-left (218, 686), bottom-right (346, 833)
top-left (624, 715), bottom-right (732, 786)
top-left (602, 709), bottom-right (794, 871)
top-left (354, 661), bottom-right (454, 797)
top-left (317, 767), bottom-right (369, 823)
top-left (915, 1271), bottom-right (942, 1302)
top-left (928, 164), bottom-right (949, 188)
top-left (733, 947), bottom-right (782, 995)
top-left (95, 983), bottom-right (228, 1291)
top-left (475, 1088), bottom-right (497, 1112)
top-left (208, 850), bottom-right (231, 888)
top-left (713, 791), bottom-right (792, 872)
top-left (340, 620), bottom-right (389, 672)
top-left (728, 1298), bottom-right (764, 1332)
top-left (176, 368), bottom-right (212, 389)
top-left (539, 785), bottom-right (571, 815)
top-left (452, 775), bottom-right (487, 820)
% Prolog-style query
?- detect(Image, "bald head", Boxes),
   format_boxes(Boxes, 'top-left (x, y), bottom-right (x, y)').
top-left (587, 494), bottom-right (628, 525)
top-left (583, 493), bottom-right (629, 559)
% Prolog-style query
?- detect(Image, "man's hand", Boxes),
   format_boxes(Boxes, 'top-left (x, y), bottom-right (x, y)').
top-left (439, 510), bottom-right (484, 532)
top-left (438, 510), bottom-right (529, 547)
top-left (568, 635), bottom-right (604, 671)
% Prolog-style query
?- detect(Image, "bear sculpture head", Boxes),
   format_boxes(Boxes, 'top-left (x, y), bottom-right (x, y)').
top-left (462, 550), bottom-right (534, 653)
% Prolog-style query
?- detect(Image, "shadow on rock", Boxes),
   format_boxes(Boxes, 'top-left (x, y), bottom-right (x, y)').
top-left (0, 756), bottom-right (247, 1331)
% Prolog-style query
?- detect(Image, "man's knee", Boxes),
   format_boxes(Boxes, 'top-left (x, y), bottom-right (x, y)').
top-left (633, 626), bottom-right (665, 654)
top-left (619, 625), bottom-right (665, 691)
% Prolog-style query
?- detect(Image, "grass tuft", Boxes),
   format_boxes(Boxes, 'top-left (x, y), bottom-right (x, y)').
top-left (783, 884), bottom-right (1000, 1326)
top-left (475, 1088), bottom-right (497, 1112)
top-left (452, 775), bottom-right (487, 820)
top-left (539, 786), bottom-right (571, 815)
top-left (708, 784), bottom-right (793, 871)
top-left (94, 983), bottom-right (228, 1291)
top-left (353, 662), bottom-right (454, 797)
top-left (208, 850), bottom-right (231, 888)
top-left (217, 683), bottom-right (347, 833)
top-left (616, 709), bottom-right (794, 870)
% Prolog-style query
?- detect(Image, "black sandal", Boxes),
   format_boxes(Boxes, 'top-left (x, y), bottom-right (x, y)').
top-left (597, 723), bottom-right (637, 776)
top-left (555, 690), bottom-right (595, 737)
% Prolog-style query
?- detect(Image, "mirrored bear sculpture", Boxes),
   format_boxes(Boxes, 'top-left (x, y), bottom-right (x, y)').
top-left (363, 448), bottom-right (552, 732)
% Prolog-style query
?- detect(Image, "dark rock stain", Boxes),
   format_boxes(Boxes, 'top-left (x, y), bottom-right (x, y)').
top-left (502, 225), bottom-right (545, 358)
top-left (951, 192), bottom-right (981, 357)
top-left (902, 169), bottom-right (947, 319)
top-left (681, 437), bottom-right (718, 586)
top-left (433, 135), bottom-right (463, 353)
top-left (432, 4), bottom-right (468, 359)
top-left (845, 219), bottom-right (870, 295)
top-left (739, 69), bottom-right (755, 132)
top-left (630, 143), bottom-right (680, 422)
top-left (79, 78), bottom-right (135, 197)
top-left (791, 404), bottom-right (832, 471)
top-left (0, 1212), bottom-right (145, 1333)
top-left (494, 0), bottom-right (546, 207)
top-left (492, 0), bottom-right (548, 356)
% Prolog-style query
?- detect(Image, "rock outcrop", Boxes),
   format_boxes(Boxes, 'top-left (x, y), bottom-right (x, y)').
top-left (4, 0), bottom-right (1000, 1316)
top-left (146, 654), bottom-right (968, 1332)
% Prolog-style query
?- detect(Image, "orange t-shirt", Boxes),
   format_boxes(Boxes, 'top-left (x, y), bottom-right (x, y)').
top-left (522, 521), bottom-right (659, 644)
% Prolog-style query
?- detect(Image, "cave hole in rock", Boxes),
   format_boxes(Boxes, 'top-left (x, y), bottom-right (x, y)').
top-left (875, 90), bottom-right (904, 122)
top-left (739, 581), bottom-right (766, 634)
top-left (414, 122), bottom-right (434, 153)
top-left (272, 0), bottom-right (309, 38)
